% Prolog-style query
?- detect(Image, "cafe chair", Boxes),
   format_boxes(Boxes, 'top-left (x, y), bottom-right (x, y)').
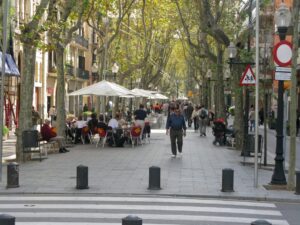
top-left (81, 126), bottom-right (90, 144)
top-left (89, 127), bottom-right (98, 144)
top-left (96, 128), bottom-right (107, 148)
top-left (130, 125), bottom-right (142, 148)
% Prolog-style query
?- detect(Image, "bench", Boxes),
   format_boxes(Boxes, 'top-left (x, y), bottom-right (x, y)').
top-left (22, 130), bottom-right (47, 162)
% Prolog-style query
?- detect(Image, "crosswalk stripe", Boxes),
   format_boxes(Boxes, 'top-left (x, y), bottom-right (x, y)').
top-left (2, 212), bottom-right (289, 225)
top-left (0, 204), bottom-right (281, 216)
top-left (17, 223), bottom-right (178, 225)
top-left (0, 196), bottom-right (276, 208)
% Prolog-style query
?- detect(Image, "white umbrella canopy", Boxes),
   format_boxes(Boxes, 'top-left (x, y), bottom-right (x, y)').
top-left (178, 96), bottom-right (188, 100)
top-left (152, 93), bottom-right (169, 100)
top-left (68, 80), bottom-right (137, 97)
top-left (131, 88), bottom-right (156, 98)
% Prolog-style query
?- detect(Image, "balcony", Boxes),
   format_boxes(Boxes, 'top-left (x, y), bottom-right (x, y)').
top-left (65, 64), bottom-right (74, 76)
top-left (77, 68), bottom-right (89, 80)
top-left (74, 34), bottom-right (89, 49)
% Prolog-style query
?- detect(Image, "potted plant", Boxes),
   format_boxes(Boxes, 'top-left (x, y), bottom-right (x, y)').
top-left (286, 122), bottom-right (290, 136)
top-left (268, 118), bottom-right (276, 130)
top-left (2, 126), bottom-right (9, 140)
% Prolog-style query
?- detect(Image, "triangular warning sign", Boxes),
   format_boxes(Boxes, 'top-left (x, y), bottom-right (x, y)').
top-left (240, 64), bottom-right (256, 86)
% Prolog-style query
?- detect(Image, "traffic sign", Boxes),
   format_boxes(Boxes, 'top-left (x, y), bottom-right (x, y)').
top-left (240, 64), bottom-right (256, 86)
top-left (273, 40), bottom-right (292, 67)
top-left (275, 67), bottom-right (291, 81)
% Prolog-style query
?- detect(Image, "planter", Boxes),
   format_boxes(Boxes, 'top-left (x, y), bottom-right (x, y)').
top-left (268, 120), bottom-right (276, 130)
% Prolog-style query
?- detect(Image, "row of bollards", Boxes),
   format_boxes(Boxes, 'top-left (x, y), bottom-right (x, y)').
top-left (7, 163), bottom-right (300, 195)
top-left (0, 213), bottom-right (272, 225)
top-left (3, 165), bottom-right (275, 225)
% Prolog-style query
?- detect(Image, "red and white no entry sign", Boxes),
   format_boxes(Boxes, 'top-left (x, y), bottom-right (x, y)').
top-left (273, 40), bottom-right (292, 67)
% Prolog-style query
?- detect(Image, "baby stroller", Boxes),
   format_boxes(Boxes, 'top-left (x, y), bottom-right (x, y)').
top-left (212, 118), bottom-right (226, 146)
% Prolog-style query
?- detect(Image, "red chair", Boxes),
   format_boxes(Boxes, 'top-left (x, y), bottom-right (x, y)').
top-left (96, 128), bottom-right (107, 148)
top-left (130, 126), bottom-right (142, 148)
top-left (89, 127), bottom-right (98, 144)
top-left (81, 126), bottom-right (90, 144)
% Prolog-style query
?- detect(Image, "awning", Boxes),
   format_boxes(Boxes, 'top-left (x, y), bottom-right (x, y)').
top-left (0, 52), bottom-right (20, 76)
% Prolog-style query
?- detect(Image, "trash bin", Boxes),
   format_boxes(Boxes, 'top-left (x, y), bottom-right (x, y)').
top-left (7, 163), bottom-right (19, 188)
top-left (243, 134), bottom-right (262, 156)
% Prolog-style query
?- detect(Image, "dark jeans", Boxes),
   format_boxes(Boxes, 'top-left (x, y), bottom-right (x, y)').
top-left (170, 129), bottom-right (183, 155)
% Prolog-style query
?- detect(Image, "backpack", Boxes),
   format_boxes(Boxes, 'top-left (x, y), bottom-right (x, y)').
top-left (199, 109), bottom-right (207, 119)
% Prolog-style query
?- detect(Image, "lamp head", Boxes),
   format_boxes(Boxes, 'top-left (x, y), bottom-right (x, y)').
top-left (112, 62), bottom-right (119, 73)
top-left (227, 42), bottom-right (237, 59)
top-left (206, 69), bottom-right (212, 79)
top-left (275, 2), bottom-right (291, 28)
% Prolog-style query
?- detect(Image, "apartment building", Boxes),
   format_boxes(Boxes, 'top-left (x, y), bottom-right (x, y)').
top-left (14, 0), bottom-right (93, 120)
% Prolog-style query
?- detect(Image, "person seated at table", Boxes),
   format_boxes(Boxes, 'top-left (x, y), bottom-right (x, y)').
top-left (74, 115), bottom-right (87, 144)
top-left (41, 119), bottom-right (69, 153)
top-left (88, 113), bottom-right (98, 134)
top-left (108, 115), bottom-right (119, 129)
top-left (97, 114), bottom-right (108, 131)
top-left (116, 113), bottom-right (127, 128)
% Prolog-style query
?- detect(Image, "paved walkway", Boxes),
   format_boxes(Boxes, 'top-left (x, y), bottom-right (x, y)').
top-left (0, 116), bottom-right (300, 202)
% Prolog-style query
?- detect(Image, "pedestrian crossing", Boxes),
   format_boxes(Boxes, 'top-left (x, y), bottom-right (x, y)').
top-left (0, 195), bottom-right (289, 225)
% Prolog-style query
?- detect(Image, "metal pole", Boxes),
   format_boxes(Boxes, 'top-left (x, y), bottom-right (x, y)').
top-left (271, 26), bottom-right (287, 185)
top-left (271, 80), bottom-right (287, 184)
top-left (263, 38), bottom-right (268, 167)
top-left (254, 0), bottom-right (260, 188)
top-left (0, 0), bottom-right (9, 182)
top-left (283, 92), bottom-right (288, 171)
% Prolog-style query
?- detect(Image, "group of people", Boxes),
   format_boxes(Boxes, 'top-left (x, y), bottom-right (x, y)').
top-left (35, 103), bottom-right (152, 151)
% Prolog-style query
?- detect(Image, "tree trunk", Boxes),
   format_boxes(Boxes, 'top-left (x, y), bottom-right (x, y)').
top-left (233, 65), bottom-right (244, 150)
top-left (16, 45), bottom-right (36, 162)
top-left (214, 46), bottom-right (226, 119)
top-left (55, 47), bottom-right (66, 137)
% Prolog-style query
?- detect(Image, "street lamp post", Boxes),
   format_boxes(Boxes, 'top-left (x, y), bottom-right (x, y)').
top-left (206, 69), bottom-right (212, 109)
top-left (271, 2), bottom-right (291, 185)
top-left (112, 62), bottom-right (119, 81)
top-left (227, 42), bottom-right (254, 157)
top-left (102, 17), bottom-right (109, 80)
top-left (175, 80), bottom-right (179, 99)
top-left (224, 68), bottom-right (231, 107)
top-left (111, 62), bottom-right (119, 117)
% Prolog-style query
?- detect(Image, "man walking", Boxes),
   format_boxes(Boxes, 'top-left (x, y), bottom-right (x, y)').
top-left (198, 105), bottom-right (208, 136)
top-left (166, 106), bottom-right (186, 158)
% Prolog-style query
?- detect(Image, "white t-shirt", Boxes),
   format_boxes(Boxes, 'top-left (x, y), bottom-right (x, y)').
top-left (75, 120), bottom-right (87, 129)
top-left (108, 118), bottom-right (119, 129)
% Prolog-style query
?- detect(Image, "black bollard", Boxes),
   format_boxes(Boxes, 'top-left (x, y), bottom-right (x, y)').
top-left (221, 168), bottom-right (234, 192)
top-left (251, 220), bottom-right (272, 225)
top-left (122, 215), bottom-right (142, 225)
top-left (7, 162), bottom-right (19, 188)
top-left (296, 171), bottom-right (300, 195)
top-left (76, 165), bottom-right (89, 189)
top-left (148, 166), bottom-right (161, 190)
top-left (0, 214), bottom-right (15, 225)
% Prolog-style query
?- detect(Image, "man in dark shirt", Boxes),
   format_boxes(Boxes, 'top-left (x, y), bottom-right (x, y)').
top-left (166, 107), bottom-right (187, 158)
top-left (134, 104), bottom-right (147, 129)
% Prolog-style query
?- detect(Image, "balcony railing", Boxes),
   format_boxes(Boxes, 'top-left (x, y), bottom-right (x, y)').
top-left (65, 64), bottom-right (74, 76)
top-left (74, 34), bottom-right (89, 48)
top-left (77, 68), bottom-right (89, 80)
